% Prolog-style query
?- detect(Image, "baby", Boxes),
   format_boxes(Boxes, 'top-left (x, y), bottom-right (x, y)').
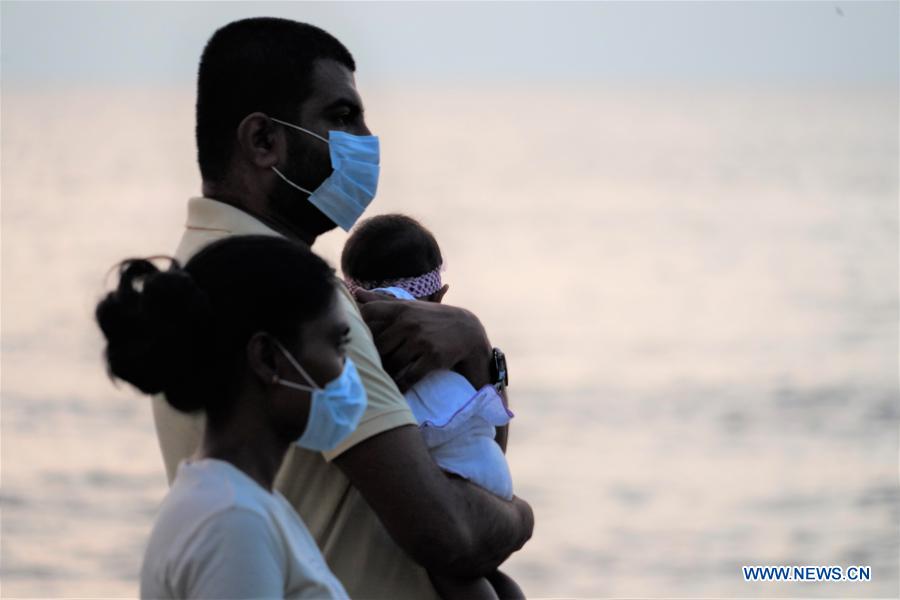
top-left (342, 214), bottom-right (522, 600)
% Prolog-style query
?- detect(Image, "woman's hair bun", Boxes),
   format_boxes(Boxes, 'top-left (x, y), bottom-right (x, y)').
top-left (96, 258), bottom-right (214, 409)
top-left (97, 236), bottom-right (338, 414)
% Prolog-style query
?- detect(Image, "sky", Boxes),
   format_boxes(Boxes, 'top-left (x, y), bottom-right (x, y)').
top-left (1, 1), bottom-right (898, 90)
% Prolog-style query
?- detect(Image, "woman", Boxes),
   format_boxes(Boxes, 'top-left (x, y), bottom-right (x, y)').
top-left (96, 235), bottom-right (364, 599)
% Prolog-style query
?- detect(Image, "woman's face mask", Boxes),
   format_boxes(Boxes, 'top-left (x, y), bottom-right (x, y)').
top-left (272, 340), bottom-right (367, 452)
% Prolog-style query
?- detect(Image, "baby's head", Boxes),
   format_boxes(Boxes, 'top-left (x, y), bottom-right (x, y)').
top-left (341, 214), bottom-right (448, 303)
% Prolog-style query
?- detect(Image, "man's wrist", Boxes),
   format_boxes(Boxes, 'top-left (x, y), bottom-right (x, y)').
top-left (453, 308), bottom-right (492, 388)
top-left (455, 348), bottom-right (492, 389)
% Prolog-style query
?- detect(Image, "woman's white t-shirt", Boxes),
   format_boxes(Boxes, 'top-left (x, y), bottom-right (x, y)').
top-left (140, 458), bottom-right (348, 599)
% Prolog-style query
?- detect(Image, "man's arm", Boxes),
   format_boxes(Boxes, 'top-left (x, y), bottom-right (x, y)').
top-left (332, 424), bottom-right (533, 577)
top-left (356, 290), bottom-right (513, 453)
top-left (355, 289), bottom-right (493, 392)
top-left (494, 387), bottom-right (510, 454)
top-left (349, 290), bottom-right (530, 573)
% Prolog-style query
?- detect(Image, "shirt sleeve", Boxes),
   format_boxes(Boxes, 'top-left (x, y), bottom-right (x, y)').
top-left (177, 508), bottom-right (285, 599)
top-left (322, 283), bottom-right (418, 461)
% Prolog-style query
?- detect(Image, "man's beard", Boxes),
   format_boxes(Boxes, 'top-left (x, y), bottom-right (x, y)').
top-left (269, 141), bottom-right (337, 237)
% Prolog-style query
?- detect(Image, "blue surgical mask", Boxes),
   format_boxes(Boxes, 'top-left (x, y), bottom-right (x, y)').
top-left (272, 341), bottom-right (367, 452)
top-left (270, 118), bottom-right (380, 231)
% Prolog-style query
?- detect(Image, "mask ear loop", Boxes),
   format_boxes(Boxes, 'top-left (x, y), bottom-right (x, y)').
top-left (272, 340), bottom-right (321, 391)
top-left (270, 117), bottom-right (330, 144)
top-left (271, 166), bottom-right (314, 195)
top-left (269, 117), bottom-right (330, 196)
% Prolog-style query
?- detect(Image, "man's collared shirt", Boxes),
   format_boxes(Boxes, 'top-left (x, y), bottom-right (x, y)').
top-left (151, 196), bottom-right (439, 600)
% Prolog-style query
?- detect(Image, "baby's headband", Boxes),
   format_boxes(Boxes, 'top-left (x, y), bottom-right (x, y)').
top-left (344, 265), bottom-right (444, 299)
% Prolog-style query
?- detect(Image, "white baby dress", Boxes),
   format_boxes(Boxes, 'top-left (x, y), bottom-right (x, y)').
top-left (373, 287), bottom-right (514, 499)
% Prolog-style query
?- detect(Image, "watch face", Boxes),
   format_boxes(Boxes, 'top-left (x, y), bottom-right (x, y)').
top-left (492, 348), bottom-right (508, 387)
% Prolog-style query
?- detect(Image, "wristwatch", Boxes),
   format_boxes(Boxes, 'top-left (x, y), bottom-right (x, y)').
top-left (489, 347), bottom-right (508, 392)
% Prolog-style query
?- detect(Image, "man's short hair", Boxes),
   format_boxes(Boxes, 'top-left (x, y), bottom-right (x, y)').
top-left (196, 17), bottom-right (356, 182)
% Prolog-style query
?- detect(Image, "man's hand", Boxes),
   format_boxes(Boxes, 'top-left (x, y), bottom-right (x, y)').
top-left (355, 289), bottom-right (492, 392)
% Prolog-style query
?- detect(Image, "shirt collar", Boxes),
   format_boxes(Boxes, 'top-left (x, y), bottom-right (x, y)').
top-left (183, 196), bottom-right (356, 305)
top-left (184, 197), bottom-right (284, 238)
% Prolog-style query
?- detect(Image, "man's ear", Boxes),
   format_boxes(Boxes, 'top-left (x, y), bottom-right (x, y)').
top-left (246, 332), bottom-right (280, 386)
top-left (431, 284), bottom-right (450, 304)
top-left (236, 113), bottom-right (282, 169)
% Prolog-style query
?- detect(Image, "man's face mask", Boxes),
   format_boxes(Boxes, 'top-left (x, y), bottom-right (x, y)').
top-left (270, 118), bottom-right (380, 232)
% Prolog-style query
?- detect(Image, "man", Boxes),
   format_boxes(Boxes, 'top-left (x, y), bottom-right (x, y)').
top-left (152, 17), bottom-right (533, 598)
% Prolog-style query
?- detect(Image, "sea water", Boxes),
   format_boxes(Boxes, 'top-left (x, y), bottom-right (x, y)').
top-left (1, 85), bottom-right (897, 597)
